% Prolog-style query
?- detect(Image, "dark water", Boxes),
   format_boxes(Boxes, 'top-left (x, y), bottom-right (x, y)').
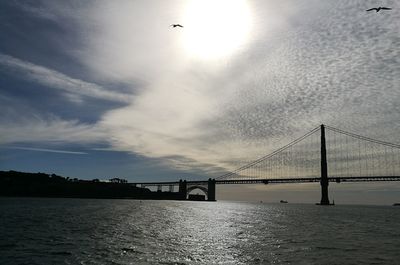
top-left (0, 198), bottom-right (399, 265)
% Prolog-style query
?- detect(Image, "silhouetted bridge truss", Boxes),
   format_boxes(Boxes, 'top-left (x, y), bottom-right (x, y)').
top-left (131, 125), bottom-right (400, 203)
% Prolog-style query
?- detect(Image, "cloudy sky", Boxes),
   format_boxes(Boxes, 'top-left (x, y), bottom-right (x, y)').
top-left (1, 0), bottom-right (399, 203)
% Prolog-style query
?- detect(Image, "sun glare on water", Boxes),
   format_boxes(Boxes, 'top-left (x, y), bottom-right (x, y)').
top-left (182, 0), bottom-right (253, 60)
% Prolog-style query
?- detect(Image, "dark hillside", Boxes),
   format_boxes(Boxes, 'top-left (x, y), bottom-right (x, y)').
top-left (0, 171), bottom-right (180, 200)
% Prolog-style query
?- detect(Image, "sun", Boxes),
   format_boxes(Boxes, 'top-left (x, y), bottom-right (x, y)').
top-left (181, 0), bottom-right (253, 60)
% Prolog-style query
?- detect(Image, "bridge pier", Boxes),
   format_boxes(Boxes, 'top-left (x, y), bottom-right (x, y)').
top-left (207, 178), bottom-right (216, 201)
top-left (320, 124), bottom-right (331, 205)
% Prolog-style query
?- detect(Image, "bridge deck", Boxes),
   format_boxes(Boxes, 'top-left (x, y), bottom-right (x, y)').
top-left (130, 176), bottom-right (400, 186)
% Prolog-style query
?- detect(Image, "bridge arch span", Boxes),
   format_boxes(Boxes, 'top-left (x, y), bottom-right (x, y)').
top-left (187, 185), bottom-right (208, 199)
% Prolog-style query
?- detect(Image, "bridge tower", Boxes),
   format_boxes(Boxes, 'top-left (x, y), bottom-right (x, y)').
top-left (207, 178), bottom-right (216, 201)
top-left (178, 179), bottom-right (187, 200)
top-left (320, 124), bottom-right (330, 205)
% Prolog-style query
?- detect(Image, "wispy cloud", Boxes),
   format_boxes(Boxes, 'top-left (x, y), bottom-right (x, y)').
top-left (7, 147), bottom-right (88, 155)
top-left (11, 1), bottom-right (58, 21)
top-left (0, 112), bottom-right (105, 145)
top-left (0, 53), bottom-right (133, 103)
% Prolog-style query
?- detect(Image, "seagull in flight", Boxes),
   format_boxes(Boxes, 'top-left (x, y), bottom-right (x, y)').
top-left (170, 24), bottom-right (183, 28)
top-left (366, 7), bottom-right (392, 12)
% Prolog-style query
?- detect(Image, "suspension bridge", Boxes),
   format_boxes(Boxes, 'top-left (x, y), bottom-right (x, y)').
top-left (130, 124), bottom-right (400, 204)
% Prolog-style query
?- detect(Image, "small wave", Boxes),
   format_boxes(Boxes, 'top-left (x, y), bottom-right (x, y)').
top-left (50, 251), bottom-right (72, 256)
top-left (121, 247), bottom-right (144, 254)
top-left (315, 246), bottom-right (340, 250)
top-left (159, 261), bottom-right (187, 265)
top-left (0, 243), bottom-right (18, 249)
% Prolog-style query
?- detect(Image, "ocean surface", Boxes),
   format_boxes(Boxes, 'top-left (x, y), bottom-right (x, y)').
top-left (0, 198), bottom-right (399, 265)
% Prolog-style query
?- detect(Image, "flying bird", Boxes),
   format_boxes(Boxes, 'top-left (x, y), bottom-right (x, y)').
top-left (170, 24), bottom-right (183, 28)
top-left (366, 7), bottom-right (392, 12)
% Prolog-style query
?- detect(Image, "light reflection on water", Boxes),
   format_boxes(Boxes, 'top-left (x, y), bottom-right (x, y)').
top-left (0, 198), bottom-right (399, 264)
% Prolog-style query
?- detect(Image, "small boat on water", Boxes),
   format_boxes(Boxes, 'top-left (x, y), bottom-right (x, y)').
top-left (393, 203), bottom-right (400, 206)
top-left (280, 200), bottom-right (288, 203)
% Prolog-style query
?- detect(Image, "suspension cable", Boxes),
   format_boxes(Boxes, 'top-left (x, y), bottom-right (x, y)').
top-left (217, 125), bottom-right (320, 180)
top-left (325, 125), bottom-right (400, 149)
